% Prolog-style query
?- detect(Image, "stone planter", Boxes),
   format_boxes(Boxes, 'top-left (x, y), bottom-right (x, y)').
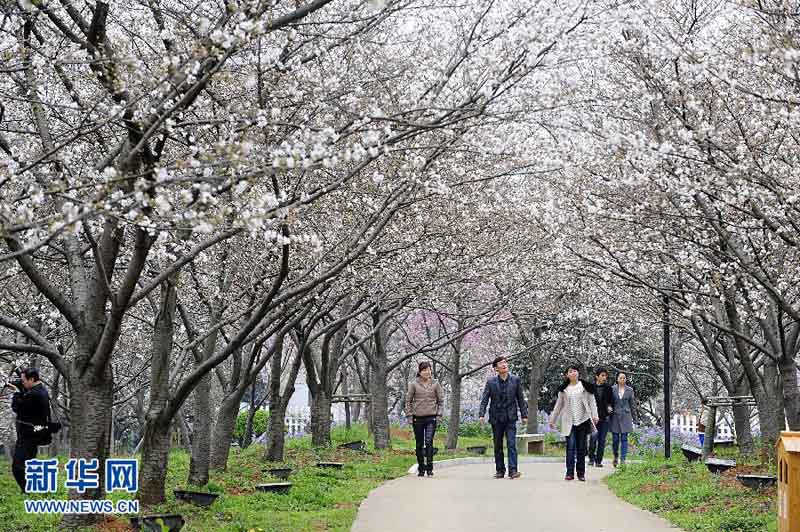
top-left (681, 444), bottom-right (703, 462)
top-left (316, 462), bottom-right (344, 469)
top-left (130, 514), bottom-right (185, 532)
top-left (338, 440), bottom-right (367, 452)
top-left (256, 482), bottom-right (292, 494)
top-left (174, 490), bottom-right (219, 507)
top-left (736, 474), bottom-right (777, 489)
top-left (466, 446), bottom-right (487, 455)
top-left (263, 467), bottom-right (293, 480)
top-left (705, 458), bottom-right (736, 474)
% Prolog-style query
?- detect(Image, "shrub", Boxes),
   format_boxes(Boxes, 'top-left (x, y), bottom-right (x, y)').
top-left (458, 421), bottom-right (492, 438)
top-left (234, 409), bottom-right (269, 443)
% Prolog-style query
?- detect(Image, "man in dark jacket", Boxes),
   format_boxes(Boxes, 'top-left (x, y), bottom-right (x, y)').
top-left (479, 356), bottom-right (528, 479)
top-left (588, 367), bottom-right (614, 467)
top-left (8, 368), bottom-right (51, 493)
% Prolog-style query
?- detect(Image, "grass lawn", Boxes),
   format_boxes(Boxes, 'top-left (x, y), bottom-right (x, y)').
top-left (0, 424), bottom-right (511, 532)
top-left (606, 452), bottom-right (778, 532)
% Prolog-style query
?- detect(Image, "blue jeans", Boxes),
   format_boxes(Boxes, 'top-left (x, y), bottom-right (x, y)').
top-left (588, 418), bottom-right (610, 465)
top-left (491, 420), bottom-right (518, 474)
top-left (566, 420), bottom-right (590, 477)
top-left (612, 432), bottom-right (629, 462)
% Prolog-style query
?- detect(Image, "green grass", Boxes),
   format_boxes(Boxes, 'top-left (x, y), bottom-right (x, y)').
top-left (0, 424), bottom-right (504, 532)
top-left (606, 454), bottom-right (778, 532)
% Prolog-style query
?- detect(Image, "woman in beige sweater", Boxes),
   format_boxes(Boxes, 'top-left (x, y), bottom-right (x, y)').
top-left (549, 364), bottom-right (599, 482)
top-left (405, 362), bottom-right (443, 477)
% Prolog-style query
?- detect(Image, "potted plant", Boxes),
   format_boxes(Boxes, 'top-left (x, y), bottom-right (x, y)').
top-left (255, 482), bottom-right (292, 494)
top-left (705, 458), bottom-right (736, 474)
top-left (466, 445), bottom-right (487, 455)
top-left (736, 474), bottom-right (777, 489)
top-left (263, 466), bottom-right (293, 480)
top-left (680, 443), bottom-right (703, 462)
top-left (316, 461), bottom-right (344, 469)
top-left (338, 440), bottom-right (367, 452)
top-left (130, 514), bottom-right (185, 531)
top-left (174, 482), bottom-right (222, 507)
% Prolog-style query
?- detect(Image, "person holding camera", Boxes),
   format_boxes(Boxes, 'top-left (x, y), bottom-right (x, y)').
top-left (7, 368), bottom-right (51, 493)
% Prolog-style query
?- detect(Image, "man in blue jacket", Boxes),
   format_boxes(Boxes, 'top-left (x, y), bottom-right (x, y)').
top-left (479, 356), bottom-right (528, 479)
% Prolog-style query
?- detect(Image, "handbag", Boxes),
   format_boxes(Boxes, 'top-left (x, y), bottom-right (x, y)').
top-left (44, 395), bottom-right (63, 441)
top-left (33, 395), bottom-right (63, 446)
top-left (583, 390), bottom-right (599, 434)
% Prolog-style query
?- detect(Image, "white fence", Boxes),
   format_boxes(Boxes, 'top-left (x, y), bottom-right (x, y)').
top-left (285, 407), bottom-right (311, 436)
top-left (672, 412), bottom-right (735, 440)
top-left (244, 402), bottom-right (347, 443)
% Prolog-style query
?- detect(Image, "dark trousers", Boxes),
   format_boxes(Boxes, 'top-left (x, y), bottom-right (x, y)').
top-left (412, 416), bottom-right (437, 472)
top-left (491, 420), bottom-right (518, 474)
top-left (566, 420), bottom-right (591, 477)
top-left (12, 437), bottom-right (38, 493)
top-left (588, 418), bottom-right (610, 465)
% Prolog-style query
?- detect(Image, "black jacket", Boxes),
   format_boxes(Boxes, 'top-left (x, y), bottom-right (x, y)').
top-left (11, 383), bottom-right (50, 438)
top-left (593, 382), bottom-right (614, 421)
top-left (479, 374), bottom-right (528, 424)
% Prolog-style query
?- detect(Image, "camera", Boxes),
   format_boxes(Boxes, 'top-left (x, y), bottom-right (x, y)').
top-left (3, 367), bottom-right (23, 390)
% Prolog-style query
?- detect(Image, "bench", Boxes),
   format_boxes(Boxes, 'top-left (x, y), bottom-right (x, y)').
top-left (515, 433), bottom-right (545, 454)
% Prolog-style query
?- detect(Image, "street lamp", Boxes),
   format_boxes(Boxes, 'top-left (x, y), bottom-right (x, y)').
top-left (663, 293), bottom-right (671, 459)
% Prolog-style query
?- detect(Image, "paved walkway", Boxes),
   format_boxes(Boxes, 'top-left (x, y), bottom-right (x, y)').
top-left (352, 459), bottom-right (678, 532)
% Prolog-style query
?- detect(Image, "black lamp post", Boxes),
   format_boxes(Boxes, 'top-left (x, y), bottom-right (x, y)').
top-left (663, 294), bottom-right (671, 459)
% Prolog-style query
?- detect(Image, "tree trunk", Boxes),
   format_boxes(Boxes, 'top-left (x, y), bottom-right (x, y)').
top-left (188, 337), bottom-right (215, 486)
top-left (343, 370), bottom-right (352, 430)
top-left (242, 383), bottom-right (258, 448)
top-left (723, 293), bottom-right (782, 445)
top-left (732, 380), bottom-right (754, 454)
top-left (265, 401), bottom-right (288, 462)
top-left (60, 358), bottom-right (114, 529)
top-left (136, 277), bottom-right (178, 506)
top-left (242, 407), bottom-right (256, 448)
top-left (779, 355), bottom-right (800, 430)
top-left (445, 374), bottom-right (462, 450)
top-left (265, 343), bottom-right (302, 461)
top-left (49, 372), bottom-right (65, 457)
top-left (2, 432), bottom-right (13, 460)
top-left (760, 358), bottom-right (784, 442)
top-left (177, 408), bottom-right (192, 453)
top-left (527, 357), bottom-right (545, 434)
top-left (370, 308), bottom-right (391, 449)
top-left (371, 359), bottom-right (391, 449)
top-left (310, 390), bottom-right (333, 446)
top-left (138, 421), bottom-right (172, 507)
top-left (210, 391), bottom-right (245, 471)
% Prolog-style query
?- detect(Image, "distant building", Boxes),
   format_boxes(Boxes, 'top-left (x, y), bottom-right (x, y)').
top-left (672, 410), bottom-right (751, 441)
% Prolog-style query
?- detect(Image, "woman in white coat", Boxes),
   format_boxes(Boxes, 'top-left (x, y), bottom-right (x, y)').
top-left (549, 365), bottom-right (599, 481)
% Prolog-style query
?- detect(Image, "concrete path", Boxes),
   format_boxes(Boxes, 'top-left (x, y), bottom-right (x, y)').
top-left (352, 459), bottom-right (678, 532)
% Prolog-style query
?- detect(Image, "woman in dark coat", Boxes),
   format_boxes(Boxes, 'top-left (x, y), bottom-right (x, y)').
top-left (609, 372), bottom-right (636, 467)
